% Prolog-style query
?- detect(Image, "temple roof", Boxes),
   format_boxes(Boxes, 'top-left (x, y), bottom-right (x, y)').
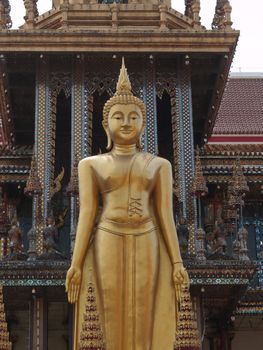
top-left (212, 74), bottom-right (263, 136)
top-left (24, 3), bottom-right (200, 31)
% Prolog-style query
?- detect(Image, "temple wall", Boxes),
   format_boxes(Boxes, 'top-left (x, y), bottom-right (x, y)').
top-left (233, 331), bottom-right (263, 350)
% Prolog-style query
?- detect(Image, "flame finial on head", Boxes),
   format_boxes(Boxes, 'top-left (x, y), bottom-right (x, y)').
top-left (115, 57), bottom-right (132, 96)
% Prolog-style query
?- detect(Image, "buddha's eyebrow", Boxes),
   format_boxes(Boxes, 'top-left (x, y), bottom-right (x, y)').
top-left (110, 111), bottom-right (124, 118)
top-left (128, 111), bottom-right (140, 117)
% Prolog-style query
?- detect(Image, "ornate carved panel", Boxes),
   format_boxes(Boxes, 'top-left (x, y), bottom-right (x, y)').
top-left (176, 63), bottom-right (196, 255)
top-left (142, 60), bottom-right (158, 154)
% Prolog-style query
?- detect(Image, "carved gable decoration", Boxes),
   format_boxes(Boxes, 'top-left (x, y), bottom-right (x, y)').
top-left (27, 3), bottom-right (200, 31)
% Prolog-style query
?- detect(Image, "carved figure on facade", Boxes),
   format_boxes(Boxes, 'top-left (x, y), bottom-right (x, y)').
top-left (0, 1), bottom-right (12, 29)
top-left (48, 165), bottom-right (69, 249)
top-left (191, 147), bottom-right (208, 261)
top-left (228, 159), bottom-right (249, 232)
top-left (50, 167), bottom-right (65, 200)
top-left (23, 0), bottom-right (38, 28)
top-left (176, 215), bottom-right (189, 259)
top-left (212, 0), bottom-right (232, 30)
top-left (233, 226), bottom-right (250, 261)
top-left (185, 0), bottom-right (201, 27)
top-left (207, 215), bottom-right (228, 259)
top-left (66, 160), bottom-right (79, 198)
top-left (38, 214), bottom-right (66, 260)
top-left (43, 217), bottom-right (59, 252)
top-left (5, 221), bottom-right (27, 260)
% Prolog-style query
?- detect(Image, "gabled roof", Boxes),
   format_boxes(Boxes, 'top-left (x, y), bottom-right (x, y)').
top-left (212, 74), bottom-right (263, 136)
top-left (29, 4), bottom-right (201, 31)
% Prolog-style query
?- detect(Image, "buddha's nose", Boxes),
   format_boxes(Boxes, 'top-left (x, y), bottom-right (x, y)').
top-left (122, 115), bottom-right (130, 126)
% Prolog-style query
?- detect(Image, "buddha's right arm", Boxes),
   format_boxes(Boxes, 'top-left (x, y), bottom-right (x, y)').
top-left (71, 158), bottom-right (98, 269)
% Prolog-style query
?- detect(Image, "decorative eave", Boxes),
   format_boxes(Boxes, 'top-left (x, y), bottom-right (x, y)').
top-left (0, 29), bottom-right (239, 53)
top-left (0, 260), bottom-right (68, 286)
top-left (203, 175), bottom-right (263, 185)
top-left (203, 144), bottom-right (263, 156)
top-left (0, 145), bottom-right (33, 157)
top-left (0, 174), bottom-right (29, 183)
top-left (187, 260), bottom-right (257, 286)
top-left (200, 144), bottom-right (263, 184)
top-left (236, 287), bottom-right (263, 315)
top-left (0, 145), bottom-right (32, 183)
top-left (201, 165), bottom-right (263, 185)
top-left (187, 259), bottom-right (257, 322)
top-left (202, 167), bottom-right (263, 185)
top-left (0, 259), bottom-right (256, 287)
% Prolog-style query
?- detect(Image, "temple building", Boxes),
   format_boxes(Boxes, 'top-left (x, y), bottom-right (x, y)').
top-left (0, 0), bottom-right (262, 349)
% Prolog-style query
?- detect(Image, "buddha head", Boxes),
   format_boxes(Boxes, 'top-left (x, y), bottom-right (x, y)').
top-left (102, 58), bottom-right (146, 150)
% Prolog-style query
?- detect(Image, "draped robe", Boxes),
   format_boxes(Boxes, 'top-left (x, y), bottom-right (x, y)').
top-left (74, 152), bottom-right (177, 350)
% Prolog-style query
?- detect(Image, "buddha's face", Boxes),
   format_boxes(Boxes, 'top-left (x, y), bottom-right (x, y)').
top-left (107, 103), bottom-right (144, 145)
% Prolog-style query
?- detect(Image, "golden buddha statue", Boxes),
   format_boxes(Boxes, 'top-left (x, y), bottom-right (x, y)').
top-left (66, 58), bottom-right (189, 350)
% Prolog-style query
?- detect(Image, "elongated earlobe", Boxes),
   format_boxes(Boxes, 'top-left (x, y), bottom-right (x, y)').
top-left (105, 128), bottom-right (113, 150)
top-left (136, 137), bottom-right (142, 150)
top-left (136, 128), bottom-right (145, 150)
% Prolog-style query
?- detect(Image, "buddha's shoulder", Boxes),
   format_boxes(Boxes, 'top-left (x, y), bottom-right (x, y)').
top-left (141, 152), bottom-right (172, 168)
top-left (78, 153), bottom-right (112, 167)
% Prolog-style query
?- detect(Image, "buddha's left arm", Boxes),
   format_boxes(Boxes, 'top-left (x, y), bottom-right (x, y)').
top-left (154, 159), bottom-right (189, 297)
top-left (154, 159), bottom-right (182, 265)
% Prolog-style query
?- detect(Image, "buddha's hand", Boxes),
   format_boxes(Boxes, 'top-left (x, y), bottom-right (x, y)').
top-left (65, 266), bottom-right (82, 304)
top-left (173, 263), bottom-right (189, 303)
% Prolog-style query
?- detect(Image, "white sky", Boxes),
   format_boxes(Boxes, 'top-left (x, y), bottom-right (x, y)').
top-left (9, 0), bottom-right (263, 72)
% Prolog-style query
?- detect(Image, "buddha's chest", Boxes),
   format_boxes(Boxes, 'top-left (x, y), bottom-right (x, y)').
top-left (93, 155), bottom-right (157, 194)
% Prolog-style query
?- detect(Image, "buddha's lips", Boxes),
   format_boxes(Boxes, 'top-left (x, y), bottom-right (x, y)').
top-left (120, 129), bottom-right (133, 133)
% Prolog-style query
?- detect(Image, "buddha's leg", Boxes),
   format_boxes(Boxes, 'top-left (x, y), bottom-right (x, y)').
top-left (94, 229), bottom-right (159, 350)
top-left (94, 229), bottom-right (124, 350)
top-left (134, 231), bottom-right (159, 350)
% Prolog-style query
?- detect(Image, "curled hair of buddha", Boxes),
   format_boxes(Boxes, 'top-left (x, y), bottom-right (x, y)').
top-left (102, 58), bottom-right (146, 146)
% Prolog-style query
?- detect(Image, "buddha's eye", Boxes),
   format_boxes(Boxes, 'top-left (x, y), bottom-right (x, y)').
top-left (112, 115), bottom-right (122, 120)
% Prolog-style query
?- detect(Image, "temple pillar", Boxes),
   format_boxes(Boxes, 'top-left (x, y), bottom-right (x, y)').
top-left (205, 328), bottom-right (234, 350)
top-left (34, 62), bottom-right (72, 256)
top-left (34, 57), bottom-right (49, 254)
top-left (142, 57), bottom-right (158, 154)
top-left (30, 289), bottom-right (48, 350)
top-left (220, 329), bottom-right (235, 350)
top-left (70, 56), bottom-right (84, 254)
top-left (175, 57), bottom-right (196, 255)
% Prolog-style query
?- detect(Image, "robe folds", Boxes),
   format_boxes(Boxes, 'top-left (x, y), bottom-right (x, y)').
top-left (74, 153), bottom-right (177, 350)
